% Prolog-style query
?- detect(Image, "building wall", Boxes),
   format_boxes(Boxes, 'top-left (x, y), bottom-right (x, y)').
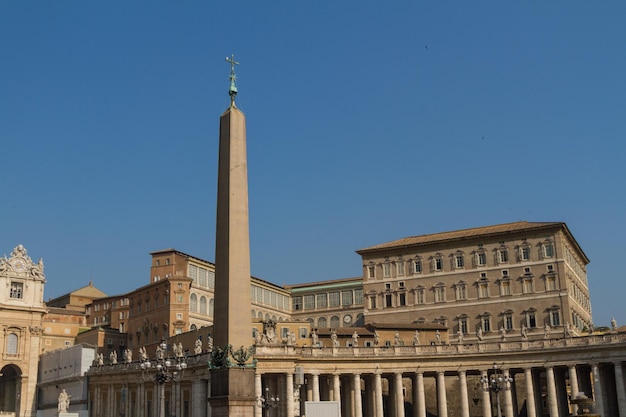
top-left (358, 222), bottom-right (593, 343)
top-left (0, 245), bottom-right (47, 417)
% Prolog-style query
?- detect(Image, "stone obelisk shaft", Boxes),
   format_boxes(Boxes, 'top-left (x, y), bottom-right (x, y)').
top-left (213, 103), bottom-right (252, 352)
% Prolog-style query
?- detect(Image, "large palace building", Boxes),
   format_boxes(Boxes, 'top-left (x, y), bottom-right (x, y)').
top-left (76, 220), bottom-right (625, 417)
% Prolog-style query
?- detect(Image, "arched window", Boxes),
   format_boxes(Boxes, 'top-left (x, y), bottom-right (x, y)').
top-left (330, 316), bottom-right (340, 328)
top-left (258, 311), bottom-right (263, 319)
top-left (209, 299), bottom-right (214, 317)
top-left (6, 333), bottom-right (18, 355)
top-left (190, 324), bottom-right (197, 331)
top-left (317, 317), bottom-right (327, 328)
top-left (251, 309), bottom-right (256, 318)
top-left (200, 296), bottom-right (207, 315)
top-left (190, 293), bottom-right (197, 312)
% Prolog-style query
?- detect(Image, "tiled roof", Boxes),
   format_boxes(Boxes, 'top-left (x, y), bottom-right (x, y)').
top-left (357, 221), bottom-right (565, 253)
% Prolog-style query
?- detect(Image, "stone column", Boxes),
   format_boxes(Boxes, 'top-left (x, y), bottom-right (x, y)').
top-left (524, 368), bottom-right (537, 417)
top-left (614, 362), bottom-right (626, 417)
top-left (569, 365), bottom-right (579, 415)
top-left (592, 363), bottom-right (605, 416)
top-left (458, 370), bottom-right (469, 417)
top-left (545, 367), bottom-right (559, 417)
top-left (436, 371), bottom-right (448, 417)
top-left (312, 373), bottom-right (320, 402)
top-left (394, 373), bottom-right (405, 417)
top-left (354, 374), bottom-right (363, 417)
top-left (286, 373), bottom-right (295, 417)
top-left (255, 373), bottom-right (263, 417)
top-left (481, 370), bottom-right (492, 417)
top-left (192, 379), bottom-right (208, 417)
top-left (413, 372), bottom-right (426, 417)
top-left (374, 372), bottom-right (384, 417)
top-left (503, 370), bottom-right (514, 417)
top-left (333, 374), bottom-right (341, 409)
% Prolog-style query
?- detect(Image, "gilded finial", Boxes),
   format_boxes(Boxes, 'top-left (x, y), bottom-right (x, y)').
top-left (225, 54), bottom-right (239, 105)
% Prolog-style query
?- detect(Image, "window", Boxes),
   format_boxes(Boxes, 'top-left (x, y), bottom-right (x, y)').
top-left (550, 309), bottom-right (561, 326)
top-left (543, 242), bottom-right (554, 258)
top-left (398, 281), bottom-right (405, 289)
top-left (367, 265), bottom-right (375, 279)
top-left (200, 296), bottom-right (207, 315)
top-left (292, 296), bottom-right (303, 311)
top-left (329, 292), bottom-right (340, 307)
top-left (503, 312), bottom-right (514, 330)
top-left (500, 280), bottom-right (511, 296)
top-left (455, 283), bottom-right (467, 300)
top-left (6, 333), bottom-right (18, 354)
top-left (369, 295), bottom-right (376, 309)
top-left (396, 261), bottom-right (405, 276)
top-left (316, 293), bottom-right (328, 308)
top-left (459, 317), bottom-right (468, 334)
top-left (398, 292), bottom-right (406, 306)
top-left (476, 252), bottom-right (487, 267)
top-left (526, 310), bottom-right (537, 328)
top-left (434, 285), bottom-right (446, 302)
top-left (497, 248), bottom-right (509, 264)
top-left (330, 316), bottom-right (340, 328)
top-left (165, 258), bottom-right (170, 265)
top-left (524, 267), bottom-right (531, 274)
top-left (304, 295), bottom-right (315, 310)
top-left (10, 282), bottom-right (23, 299)
top-left (209, 298), bottom-right (214, 316)
top-left (416, 288), bottom-right (425, 304)
top-left (412, 259), bottom-right (422, 274)
top-left (433, 257), bottom-right (443, 272)
top-left (385, 283), bottom-right (391, 290)
top-left (481, 315), bottom-right (491, 332)
top-left (299, 328), bottom-right (308, 338)
top-left (341, 291), bottom-right (353, 306)
top-left (190, 294), bottom-right (197, 312)
top-left (546, 276), bottom-right (557, 291)
top-left (547, 264), bottom-right (554, 272)
top-left (520, 246), bottom-right (531, 261)
top-left (454, 254), bottom-right (465, 269)
top-left (176, 313), bottom-right (183, 320)
top-left (156, 260), bottom-right (161, 267)
top-left (281, 328), bottom-right (290, 339)
top-left (317, 317), bottom-right (327, 328)
top-left (522, 278), bottom-right (534, 294)
top-left (383, 263), bottom-right (391, 277)
top-left (385, 293), bottom-right (393, 307)
top-left (478, 280), bottom-right (489, 298)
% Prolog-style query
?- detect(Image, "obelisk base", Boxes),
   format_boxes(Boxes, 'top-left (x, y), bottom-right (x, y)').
top-left (209, 367), bottom-right (256, 417)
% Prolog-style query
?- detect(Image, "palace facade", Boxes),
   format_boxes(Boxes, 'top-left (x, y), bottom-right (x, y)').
top-left (81, 221), bottom-right (626, 417)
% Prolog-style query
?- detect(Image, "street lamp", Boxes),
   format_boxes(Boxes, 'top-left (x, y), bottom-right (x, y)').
top-left (258, 386), bottom-right (280, 417)
top-left (481, 362), bottom-right (513, 417)
top-left (141, 339), bottom-right (187, 417)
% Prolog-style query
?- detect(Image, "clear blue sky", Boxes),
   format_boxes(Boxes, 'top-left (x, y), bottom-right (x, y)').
top-left (1, 2), bottom-right (625, 327)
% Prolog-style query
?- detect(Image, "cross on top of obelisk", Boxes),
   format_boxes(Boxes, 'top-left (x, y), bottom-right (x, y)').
top-left (226, 54), bottom-right (239, 105)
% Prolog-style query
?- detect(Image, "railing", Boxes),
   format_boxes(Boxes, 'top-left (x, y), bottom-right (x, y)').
top-left (257, 332), bottom-right (626, 358)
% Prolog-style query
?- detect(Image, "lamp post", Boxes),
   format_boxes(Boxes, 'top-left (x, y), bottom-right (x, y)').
top-left (141, 340), bottom-right (187, 417)
top-left (258, 386), bottom-right (280, 417)
top-left (481, 362), bottom-right (512, 417)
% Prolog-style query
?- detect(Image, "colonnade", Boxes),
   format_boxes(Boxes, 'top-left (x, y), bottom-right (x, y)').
top-left (257, 360), bottom-right (626, 417)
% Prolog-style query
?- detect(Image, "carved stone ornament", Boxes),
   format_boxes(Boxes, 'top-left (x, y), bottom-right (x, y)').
top-left (0, 245), bottom-right (45, 280)
top-left (29, 325), bottom-right (44, 336)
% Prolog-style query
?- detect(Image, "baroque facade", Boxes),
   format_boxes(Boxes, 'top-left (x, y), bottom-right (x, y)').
top-left (0, 245), bottom-right (46, 417)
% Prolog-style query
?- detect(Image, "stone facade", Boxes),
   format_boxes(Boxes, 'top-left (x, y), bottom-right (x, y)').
top-left (0, 245), bottom-right (47, 417)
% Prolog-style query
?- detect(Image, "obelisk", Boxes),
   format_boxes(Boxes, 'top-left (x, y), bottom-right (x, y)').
top-left (209, 55), bottom-right (256, 417)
